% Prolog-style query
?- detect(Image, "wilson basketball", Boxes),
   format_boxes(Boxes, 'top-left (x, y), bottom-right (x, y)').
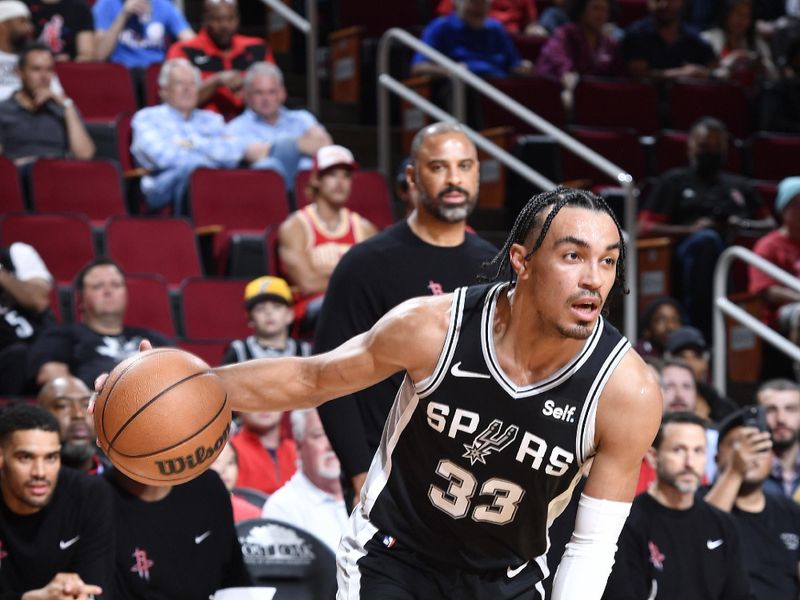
top-left (94, 348), bottom-right (231, 486)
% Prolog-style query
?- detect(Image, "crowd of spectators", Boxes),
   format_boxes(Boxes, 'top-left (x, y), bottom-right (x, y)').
top-left (0, 0), bottom-right (799, 596)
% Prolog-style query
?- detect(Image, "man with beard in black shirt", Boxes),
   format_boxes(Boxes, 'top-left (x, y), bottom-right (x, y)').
top-left (37, 375), bottom-right (109, 474)
top-left (314, 121), bottom-right (497, 507)
top-left (604, 412), bottom-right (753, 600)
top-left (0, 403), bottom-right (114, 599)
top-left (706, 406), bottom-right (800, 599)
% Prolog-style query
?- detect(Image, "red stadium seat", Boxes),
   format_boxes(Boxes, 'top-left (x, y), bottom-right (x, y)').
top-left (294, 170), bottom-right (395, 230)
top-left (750, 133), bottom-right (800, 181)
top-left (122, 274), bottom-right (176, 338)
top-left (573, 77), bottom-right (660, 135)
top-left (481, 76), bottom-right (566, 132)
top-left (667, 79), bottom-right (753, 139)
top-left (55, 63), bottom-right (137, 122)
top-left (561, 127), bottom-right (647, 185)
top-left (31, 159), bottom-right (126, 226)
top-left (510, 33), bottom-right (548, 64)
top-left (0, 156), bottom-right (25, 213)
top-left (0, 213), bottom-right (94, 284)
top-left (179, 277), bottom-right (250, 339)
top-left (145, 62), bottom-right (162, 106)
top-left (177, 338), bottom-right (229, 367)
top-left (104, 216), bottom-right (202, 288)
top-left (189, 169), bottom-right (290, 274)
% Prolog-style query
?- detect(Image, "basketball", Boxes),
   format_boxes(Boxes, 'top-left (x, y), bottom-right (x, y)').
top-left (94, 348), bottom-right (231, 486)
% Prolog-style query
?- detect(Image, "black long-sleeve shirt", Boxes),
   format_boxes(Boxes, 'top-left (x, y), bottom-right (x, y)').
top-left (604, 492), bottom-right (754, 600)
top-left (314, 221), bottom-right (497, 480)
top-left (0, 467), bottom-right (115, 600)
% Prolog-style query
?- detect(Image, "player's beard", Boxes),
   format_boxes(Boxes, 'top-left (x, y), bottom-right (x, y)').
top-left (61, 442), bottom-right (95, 469)
top-left (315, 451), bottom-right (341, 480)
top-left (419, 184), bottom-right (478, 223)
top-left (771, 429), bottom-right (798, 452)
top-left (660, 468), bottom-right (701, 495)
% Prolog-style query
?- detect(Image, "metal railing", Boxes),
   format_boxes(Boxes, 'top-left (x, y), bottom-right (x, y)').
top-left (376, 28), bottom-right (639, 340)
top-left (713, 246), bottom-right (800, 395)
top-left (257, 0), bottom-right (319, 116)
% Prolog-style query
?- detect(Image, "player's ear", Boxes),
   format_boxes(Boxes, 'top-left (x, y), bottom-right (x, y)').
top-left (509, 243), bottom-right (529, 277)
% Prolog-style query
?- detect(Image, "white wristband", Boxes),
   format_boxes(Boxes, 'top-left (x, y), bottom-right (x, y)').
top-left (63, 98), bottom-right (74, 109)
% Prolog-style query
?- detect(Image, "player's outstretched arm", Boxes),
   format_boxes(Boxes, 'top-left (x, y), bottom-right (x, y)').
top-left (551, 351), bottom-right (662, 600)
top-left (214, 294), bottom-right (453, 413)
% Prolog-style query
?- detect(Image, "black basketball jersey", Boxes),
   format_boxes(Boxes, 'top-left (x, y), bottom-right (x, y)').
top-left (360, 282), bottom-right (630, 575)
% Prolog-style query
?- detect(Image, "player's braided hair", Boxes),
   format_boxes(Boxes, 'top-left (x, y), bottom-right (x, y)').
top-left (483, 187), bottom-right (629, 295)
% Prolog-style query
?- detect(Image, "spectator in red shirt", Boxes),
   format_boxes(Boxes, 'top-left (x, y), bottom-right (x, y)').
top-left (229, 409), bottom-right (296, 495)
top-left (167, 0), bottom-right (274, 120)
top-left (436, 0), bottom-right (543, 35)
top-left (750, 176), bottom-right (800, 343)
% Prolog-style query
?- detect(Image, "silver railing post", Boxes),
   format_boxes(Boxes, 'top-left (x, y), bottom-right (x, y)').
top-left (712, 246), bottom-right (800, 395)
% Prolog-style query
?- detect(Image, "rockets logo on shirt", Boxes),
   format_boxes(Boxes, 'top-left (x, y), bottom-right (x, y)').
top-left (427, 280), bottom-right (444, 295)
top-left (130, 547), bottom-right (154, 580)
top-left (648, 541), bottom-right (665, 571)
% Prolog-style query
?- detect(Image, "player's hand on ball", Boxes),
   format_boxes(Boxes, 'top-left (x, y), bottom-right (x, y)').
top-left (89, 339), bottom-right (153, 414)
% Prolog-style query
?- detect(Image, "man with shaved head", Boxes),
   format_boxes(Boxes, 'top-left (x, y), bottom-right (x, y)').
top-left (166, 0), bottom-right (274, 120)
top-left (38, 375), bottom-right (108, 474)
top-left (315, 122), bottom-right (497, 506)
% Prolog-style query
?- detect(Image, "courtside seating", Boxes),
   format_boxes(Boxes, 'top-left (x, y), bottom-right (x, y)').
top-left (0, 213), bottom-right (94, 284)
top-left (179, 277), bottom-right (250, 339)
top-left (31, 159), bottom-right (126, 225)
top-left (55, 62), bottom-right (137, 122)
top-left (236, 518), bottom-right (337, 598)
top-left (750, 133), bottom-right (800, 181)
top-left (0, 156), bottom-right (24, 213)
top-left (667, 79), bottom-right (752, 139)
top-left (105, 216), bottom-right (202, 288)
top-left (573, 77), bottom-right (660, 135)
top-left (189, 169), bottom-right (290, 274)
top-left (294, 170), bottom-right (395, 229)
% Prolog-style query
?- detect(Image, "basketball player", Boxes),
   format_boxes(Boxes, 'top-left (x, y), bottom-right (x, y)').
top-left (110, 187), bottom-right (662, 598)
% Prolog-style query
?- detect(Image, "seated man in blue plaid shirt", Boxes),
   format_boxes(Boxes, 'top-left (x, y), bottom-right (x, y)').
top-left (130, 58), bottom-right (271, 214)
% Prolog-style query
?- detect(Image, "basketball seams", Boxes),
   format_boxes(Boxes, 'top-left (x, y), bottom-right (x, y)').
top-left (112, 389), bottom-right (228, 458)
top-left (98, 348), bottom-right (183, 446)
top-left (107, 369), bottom-right (214, 451)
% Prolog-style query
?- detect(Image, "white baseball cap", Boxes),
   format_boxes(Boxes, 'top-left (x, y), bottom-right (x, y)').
top-left (0, 0), bottom-right (31, 22)
top-left (312, 145), bottom-right (358, 174)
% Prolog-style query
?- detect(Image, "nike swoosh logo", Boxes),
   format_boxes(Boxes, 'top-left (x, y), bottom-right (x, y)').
top-left (507, 561), bottom-right (528, 578)
top-left (194, 56), bottom-right (210, 64)
top-left (60, 535), bottom-right (80, 550)
top-left (195, 531), bottom-right (211, 544)
top-left (706, 539), bottom-right (723, 550)
top-left (450, 361), bottom-right (491, 379)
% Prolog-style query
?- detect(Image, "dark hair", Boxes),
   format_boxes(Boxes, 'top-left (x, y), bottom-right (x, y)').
top-left (566, 0), bottom-right (617, 23)
top-left (18, 42), bottom-right (53, 69)
top-left (638, 296), bottom-right (683, 336)
top-left (483, 187), bottom-right (628, 297)
top-left (75, 257), bottom-right (125, 293)
top-left (717, 0), bottom-right (755, 49)
top-left (652, 411), bottom-right (707, 449)
top-left (0, 403), bottom-right (60, 445)
top-left (661, 357), bottom-right (696, 381)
